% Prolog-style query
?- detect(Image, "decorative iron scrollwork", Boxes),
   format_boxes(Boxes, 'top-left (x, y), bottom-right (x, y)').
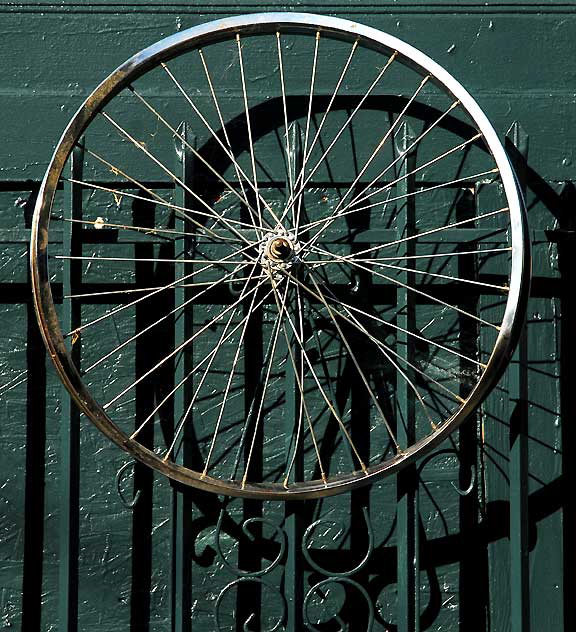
top-left (303, 577), bottom-right (375, 631)
top-left (215, 577), bottom-right (287, 632)
top-left (302, 506), bottom-right (374, 577)
top-left (115, 461), bottom-right (141, 509)
top-left (417, 447), bottom-right (477, 497)
top-left (214, 508), bottom-right (287, 578)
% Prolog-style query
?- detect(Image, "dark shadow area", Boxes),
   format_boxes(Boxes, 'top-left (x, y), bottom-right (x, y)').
top-left (21, 276), bottom-right (47, 631)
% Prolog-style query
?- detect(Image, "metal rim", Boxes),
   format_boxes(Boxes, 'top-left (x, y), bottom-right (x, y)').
top-left (30, 12), bottom-right (530, 499)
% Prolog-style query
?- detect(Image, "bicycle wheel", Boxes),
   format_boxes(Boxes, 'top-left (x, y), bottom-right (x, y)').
top-left (30, 13), bottom-right (530, 499)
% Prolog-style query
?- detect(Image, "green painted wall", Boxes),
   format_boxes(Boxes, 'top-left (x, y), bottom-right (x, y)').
top-left (0, 2), bottom-right (571, 630)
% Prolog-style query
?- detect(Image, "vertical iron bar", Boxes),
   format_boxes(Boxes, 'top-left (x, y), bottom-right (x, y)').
top-left (130, 178), bottom-right (156, 632)
top-left (457, 184), bottom-right (488, 630)
top-left (480, 186), bottom-right (510, 631)
top-left (172, 124), bottom-right (194, 632)
top-left (22, 183), bottom-right (47, 631)
top-left (238, 303), bottom-right (264, 628)
top-left (58, 144), bottom-right (83, 632)
top-left (557, 181), bottom-right (576, 632)
top-left (506, 122), bottom-right (530, 632)
top-left (395, 122), bottom-right (420, 632)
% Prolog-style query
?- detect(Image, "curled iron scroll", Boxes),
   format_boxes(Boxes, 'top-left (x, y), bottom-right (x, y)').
top-left (302, 506), bottom-right (374, 577)
top-left (215, 577), bottom-right (287, 632)
top-left (115, 461), bottom-right (142, 509)
top-left (451, 464), bottom-right (477, 496)
top-left (303, 577), bottom-right (374, 631)
top-left (417, 447), bottom-right (477, 497)
top-left (214, 508), bottom-right (287, 577)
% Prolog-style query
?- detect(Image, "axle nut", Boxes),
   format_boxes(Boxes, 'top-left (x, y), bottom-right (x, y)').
top-left (268, 237), bottom-right (293, 261)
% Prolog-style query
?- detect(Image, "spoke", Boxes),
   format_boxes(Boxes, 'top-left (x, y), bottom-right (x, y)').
top-left (330, 74), bottom-right (431, 219)
top-left (133, 313), bottom-right (239, 441)
top-left (304, 318), bottom-right (456, 423)
top-left (370, 323), bottom-right (465, 405)
top-left (162, 284), bottom-right (277, 461)
top-left (284, 269), bottom-right (487, 369)
top-left (309, 292), bottom-right (440, 430)
top-left (226, 283), bottom-right (287, 480)
top-left (270, 272), bottom-right (369, 473)
top-left (309, 313), bottom-right (358, 469)
top-left (282, 284), bottom-right (325, 486)
top-left (345, 100), bottom-right (461, 209)
top-left (292, 31), bottom-right (320, 233)
top-left (161, 61), bottom-right (278, 228)
top-left (202, 269), bottom-right (264, 477)
top-left (300, 168), bottom-right (499, 236)
top-left (312, 207), bottom-right (510, 261)
top-left (297, 39), bottom-right (359, 191)
top-left (236, 32), bottom-right (263, 232)
top-left (284, 51), bottom-right (398, 223)
top-left (100, 111), bottom-right (254, 247)
top-left (63, 174), bottom-right (253, 235)
top-left (276, 32), bottom-right (293, 204)
top-left (241, 271), bottom-right (290, 487)
top-left (307, 246), bottom-right (511, 264)
top-left (287, 38), bottom-right (359, 234)
top-left (198, 48), bottom-right (251, 217)
top-left (64, 216), bottom-right (198, 240)
top-left (67, 242), bottom-right (255, 339)
top-left (308, 273), bottom-right (401, 451)
top-left (302, 75), bottom-right (433, 250)
top-left (161, 306), bottom-right (240, 458)
top-left (56, 254), bottom-right (249, 265)
top-left (337, 132), bottom-right (483, 218)
top-left (104, 271), bottom-right (268, 411)
top-left (129, 85), bottom-right (262, 221)
top-left (75, 151), bottom-right (250, 244)
top-left (132, 263), bottom-right (259, 441)
top-left (64, 276), bottom-right (255, 300)
top-left (346, 257), bottom-right (508, 291)
top-left (84, 262), bottom-right (257, 375)
top-left (310, 245), bottom-right (506, 322)
top-left (306, 267), bottom-right (463, 416)
top-left (237, 34), bottom-right (283, 231)
top-left (81, 145), bottom-right (169, 205)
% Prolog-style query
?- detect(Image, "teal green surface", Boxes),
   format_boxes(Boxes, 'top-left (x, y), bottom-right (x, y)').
top-left (0, 3), bottom-right (570, 631)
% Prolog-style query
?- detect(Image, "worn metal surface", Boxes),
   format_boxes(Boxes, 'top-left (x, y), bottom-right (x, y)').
top-left (0, 2), bottom-right (570, 631)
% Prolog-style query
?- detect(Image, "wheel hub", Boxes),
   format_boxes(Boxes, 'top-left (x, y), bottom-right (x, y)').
top-left (260, 232), bottom-right (301, 275)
